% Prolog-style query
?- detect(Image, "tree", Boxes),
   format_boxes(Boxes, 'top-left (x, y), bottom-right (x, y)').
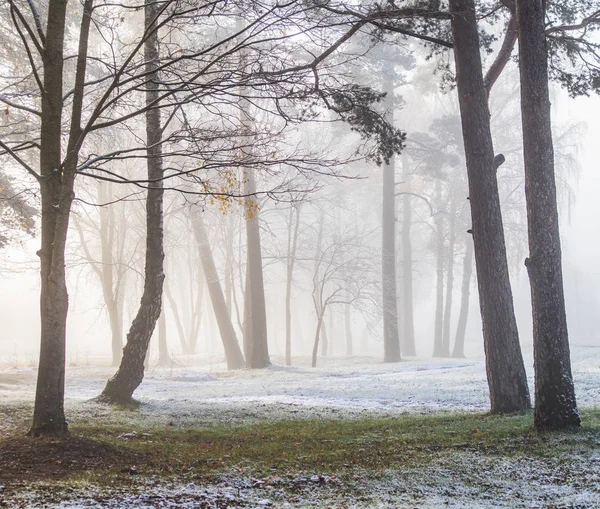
top-left (449, 0), bottom-right (531, 413)
top-left (515, 0), bottom-right (580, 430)
top-left (99, 0), bottom-right (166, 404)
top-left (190, 208), bottom-right (245, 370)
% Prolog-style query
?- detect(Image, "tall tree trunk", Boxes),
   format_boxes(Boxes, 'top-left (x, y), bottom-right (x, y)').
top-left (285, 205), bottom-right (301, 366)
top-left (243, 168), bottom-right (270, 368)
top-left (442, 194), bottom-right (457, 357)
top-left (31, 0), bottom-right (92, 436)
top-left (382, 73), bottom-right (401, 363)
top-left (433, 180), bottom-right (445, 357)
top-left (450, 0), bottom-right (530, 413)
top-left (452, 240), bottom-right (474, 358)
top-left (515, 0), bottom-right (580, 430)
top-left (99, 2), bottom-right (165, 404)
top-left (191, 211), bottom-right (245, 369)
top-left (157, 309), bottom-right (171, 367)
top-left (401, 157), bottom-right (416, 356)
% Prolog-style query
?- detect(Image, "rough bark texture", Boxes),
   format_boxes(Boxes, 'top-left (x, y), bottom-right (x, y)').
top-left (243, 168), bottom-right (270, 368)
top-left (515, 0), bottom-right (580, 430)
top-left (452, 240), bottom-right (473, 358)
top-left (450, 0), bottom-right (531, 413)
top-left (401, 157), bottom-right (416, 356)
top-left (99, 2), bottom-right (165, 404)
top-left (31, 0), bottom-right (93, 436)
top-left (382, 73), bottom-right (401, 363)
top-left (285, 206), bottom-right (301, 366)
top-left (191, 211), bottom-right (245, 369)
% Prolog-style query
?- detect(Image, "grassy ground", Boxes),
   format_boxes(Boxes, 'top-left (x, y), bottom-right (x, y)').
top-left (2, 405), bottom-right (600, 507)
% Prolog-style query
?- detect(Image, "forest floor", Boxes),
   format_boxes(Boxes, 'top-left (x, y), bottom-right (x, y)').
top-left (1, 346), bottom-right (600, 508)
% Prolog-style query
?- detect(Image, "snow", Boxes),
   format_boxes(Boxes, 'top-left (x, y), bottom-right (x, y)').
top-left (2, 345), bottom-right (600, 507)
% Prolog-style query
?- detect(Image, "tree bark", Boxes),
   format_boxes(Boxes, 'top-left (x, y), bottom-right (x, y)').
top-left (452, 240), bottom-right (473, 358)
top-left (515, 0), bottom-right (580, 430)
top-left (382, 73), bottom-right (401, 363)
top-left (191, 211), bottom-right (245, 369)
top-left (450, 0), bottom-right (530, 413)
top-left (31, 0), bottom-right (92, 436)
top-left (99, 2), bottom-right (165, 404)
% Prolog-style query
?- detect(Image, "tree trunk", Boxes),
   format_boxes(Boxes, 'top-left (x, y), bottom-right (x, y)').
top-left (30, 0), bottom-right (92, 436)
top-left (433, 180), bottom-right (445, 357)
top-left (442, 194), bottom-right (457, 357)
top-left (452, 240), bottom-right (474, 358)
top-left (401, 156), bottom-right (416, 356)
top-left (382, 73), bottom-right (401, 363)
top-left (285, 205), bottom-right (301, 366)
top-left (450, 0), bottom-right (530, 413)
top-left (191, 211), bottom-right (245, 369)
top-left (99, 2), bottom-right (165, 404)
top-left (244, 168), bottom-right (270, 368)
top-left (515, 0), bottom-right (580, 430)
top-left (157, 309), bottom-right (171, 367)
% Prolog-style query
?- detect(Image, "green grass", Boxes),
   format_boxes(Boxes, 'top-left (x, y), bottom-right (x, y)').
top-left (64, 408), bottom-right (600, 482)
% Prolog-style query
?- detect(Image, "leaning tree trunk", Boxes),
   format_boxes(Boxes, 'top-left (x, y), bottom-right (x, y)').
top-left (432, 180), bottom-right (445, 357)
top-left (515, 0), bottom-right (580, 430)
top-left (243, 168), bottom-right (270, 368)
top-left (382, 73), bottom-right (401, 363)
top-left (441, 194), bottom-right (457, 357)
top-left (450, 0), bottom-right (530, 413)
top-left (452, 240), bottom-right (474, 358)
top-left (99, 2), bottom-right (165, 404)
top-left (191, 211), bottom-right (245, 369)
top-left (401, 157), bottom-right (416, 356)
top-left (30, 0), bottom-right (92, 436)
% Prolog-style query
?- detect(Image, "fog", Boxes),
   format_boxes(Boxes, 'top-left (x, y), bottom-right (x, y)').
top-left (1, 85), bottom-right (598, 366)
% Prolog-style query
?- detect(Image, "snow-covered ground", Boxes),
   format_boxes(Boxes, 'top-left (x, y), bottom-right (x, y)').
top-left (3, 344), bottom-right (600, 424)
top-left (2, 346), bottom-right (600, 508)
